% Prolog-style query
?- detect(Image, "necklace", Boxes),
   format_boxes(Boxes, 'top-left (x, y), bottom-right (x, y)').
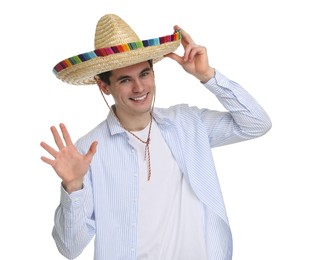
top-left (125, 114), bottom-right (153, 181)
top-left (99, 89), bottom-right (154, 181)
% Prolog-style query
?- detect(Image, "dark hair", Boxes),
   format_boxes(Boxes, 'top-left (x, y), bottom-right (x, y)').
top-left (97, 71), bottom-right (112, 85)
top-left (97, 60), bottom-right (153, 85)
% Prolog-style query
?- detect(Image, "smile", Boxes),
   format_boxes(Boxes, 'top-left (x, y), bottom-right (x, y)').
top-left (130, 93), bottom-right (148, 101)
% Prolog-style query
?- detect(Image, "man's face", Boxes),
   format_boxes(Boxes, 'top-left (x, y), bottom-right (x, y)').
top-left (104, 61), bottom-right (155, 120)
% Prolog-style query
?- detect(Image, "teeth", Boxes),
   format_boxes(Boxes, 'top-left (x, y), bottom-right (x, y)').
top-left (132, 94), bottom-right (147, 101)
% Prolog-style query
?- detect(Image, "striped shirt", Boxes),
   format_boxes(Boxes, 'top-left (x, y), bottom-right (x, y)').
top-left (52, 70), bottom-right (272, 260)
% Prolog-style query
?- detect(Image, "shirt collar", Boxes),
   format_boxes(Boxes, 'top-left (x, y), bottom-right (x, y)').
top-left (106, 106), bottom-right (174, 136)
top-left (106, 110), bottom-right (125, 136)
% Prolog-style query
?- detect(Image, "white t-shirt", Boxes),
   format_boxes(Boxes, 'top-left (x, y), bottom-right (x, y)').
top-left (127, 120), bottom-right (208, 260)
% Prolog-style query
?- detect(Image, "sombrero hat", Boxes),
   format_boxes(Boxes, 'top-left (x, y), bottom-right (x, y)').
top-left (52, 14), bottom-right (182, 85)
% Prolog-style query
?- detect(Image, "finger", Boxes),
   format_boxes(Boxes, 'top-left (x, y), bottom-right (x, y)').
top-left (40, 141), bottom-right (58, 157)
top-left (59, 123), bottom-right (74, 146)
top-left (50, 126), bottom-right (65, 150)
top-left (85, 141), bottom-right (98, 161)
top-left (187, 45), bottom-right (204, 62)
top-left (183, 43), bottom-right (198, 62)
top-left (40, 155), bottom-right (55, 166)
top-left (164, 52), bottom-right (184, 65)
top-left (174, 25), bottom-right (195, 47)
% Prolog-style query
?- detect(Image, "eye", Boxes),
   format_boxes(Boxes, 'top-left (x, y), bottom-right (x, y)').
top-left (119, 78), bottom-right (131, 84)
top-left (141, 71), bottom-right (150, 78)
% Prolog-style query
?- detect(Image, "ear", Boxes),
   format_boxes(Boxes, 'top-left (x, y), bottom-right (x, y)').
top-left (96, 79), bottom-right (111, 95)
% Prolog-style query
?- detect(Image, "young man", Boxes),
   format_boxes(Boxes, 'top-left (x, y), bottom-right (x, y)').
top-left (41, 14), bottom-right (271, 260)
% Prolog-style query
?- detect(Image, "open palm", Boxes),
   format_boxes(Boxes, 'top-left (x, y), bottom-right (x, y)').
top-left (40, 123), bottom-right (97, 193)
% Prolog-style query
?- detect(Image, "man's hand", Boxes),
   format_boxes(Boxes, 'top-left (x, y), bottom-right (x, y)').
top-left (165, 25), bottom-right (215, 83)
top-left (40, 123), bottom-right (97, 193)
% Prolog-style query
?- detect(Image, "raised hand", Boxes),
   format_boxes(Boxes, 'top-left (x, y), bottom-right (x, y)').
top-left (165, 25), bottom-right (215, 83)
top-left (40, 123), bottom-right (98, 193)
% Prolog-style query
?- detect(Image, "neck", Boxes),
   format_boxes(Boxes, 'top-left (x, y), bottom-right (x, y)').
top-left (112, 106), bottom-right (151, 131)
top-left (99, 88), bottom-right (155, 132)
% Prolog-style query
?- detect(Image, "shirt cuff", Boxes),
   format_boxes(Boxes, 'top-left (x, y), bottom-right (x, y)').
top-left (60, 183), bottom-right (85, 209)
top-left (202, 69), bottom-right (232, 96)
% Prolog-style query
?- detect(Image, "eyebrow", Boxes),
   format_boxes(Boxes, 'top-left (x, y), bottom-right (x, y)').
top-left (115, 66), bottom-right (152, 82)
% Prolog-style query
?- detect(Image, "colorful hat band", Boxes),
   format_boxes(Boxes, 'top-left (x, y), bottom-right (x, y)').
top-left (53, 31), bottom-right (182, 75)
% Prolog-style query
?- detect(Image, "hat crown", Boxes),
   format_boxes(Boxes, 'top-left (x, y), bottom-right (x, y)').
top-left (94, 14), bottom-right (140, 49)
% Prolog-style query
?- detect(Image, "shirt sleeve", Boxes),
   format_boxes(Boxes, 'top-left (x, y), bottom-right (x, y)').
top-left (52, 177), bottom-right (95, 259)
top-left (201, 69), bottom-right (272, 147)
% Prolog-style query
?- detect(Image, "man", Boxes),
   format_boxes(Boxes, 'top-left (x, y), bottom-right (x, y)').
top-left (40, 14), bottom-right (271, 260)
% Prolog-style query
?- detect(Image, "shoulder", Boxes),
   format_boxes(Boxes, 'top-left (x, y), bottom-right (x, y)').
top-left (154, 104), bottom-right (203, 121)
top-left (75, 120), bottom-right (108, 152)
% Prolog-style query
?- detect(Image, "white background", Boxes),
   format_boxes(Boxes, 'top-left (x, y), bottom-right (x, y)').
top-left (1, 0), bottom-right (310, 259)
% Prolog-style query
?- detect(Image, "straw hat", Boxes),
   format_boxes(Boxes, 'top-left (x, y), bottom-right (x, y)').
top-left (53, 14), bottom-right (182, 85)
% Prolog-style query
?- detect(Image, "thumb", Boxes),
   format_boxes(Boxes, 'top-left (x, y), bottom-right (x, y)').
top-left (165, 52), bottom-right (183, 65)
top-left (86, 141), bottom-right (98, 159)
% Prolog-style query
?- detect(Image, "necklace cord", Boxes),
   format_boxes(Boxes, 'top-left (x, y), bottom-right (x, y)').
top-left (98, 86), bottom-right (155, 181)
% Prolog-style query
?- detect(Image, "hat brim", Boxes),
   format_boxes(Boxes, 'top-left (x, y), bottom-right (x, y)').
top-left (53, 31), bottom-right (181, 85)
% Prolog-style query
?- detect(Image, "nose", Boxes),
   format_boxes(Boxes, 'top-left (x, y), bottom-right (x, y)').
top-left (132, 79), bottom-right (144, 93)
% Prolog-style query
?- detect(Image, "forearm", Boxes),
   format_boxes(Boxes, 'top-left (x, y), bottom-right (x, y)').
top-left (203, 69), bottom-right (272, 146)
top-left (52, 184), bottom-right (95, 259)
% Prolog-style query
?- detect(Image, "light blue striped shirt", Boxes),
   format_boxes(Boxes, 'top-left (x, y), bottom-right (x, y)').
top-left (52, 70), bottom-right (272, 260)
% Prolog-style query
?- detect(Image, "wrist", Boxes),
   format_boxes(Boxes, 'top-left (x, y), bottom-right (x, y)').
top-left (200, 67), bottom-right (215, 83)
top-left (62, 180), bottom-right (83, 194)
